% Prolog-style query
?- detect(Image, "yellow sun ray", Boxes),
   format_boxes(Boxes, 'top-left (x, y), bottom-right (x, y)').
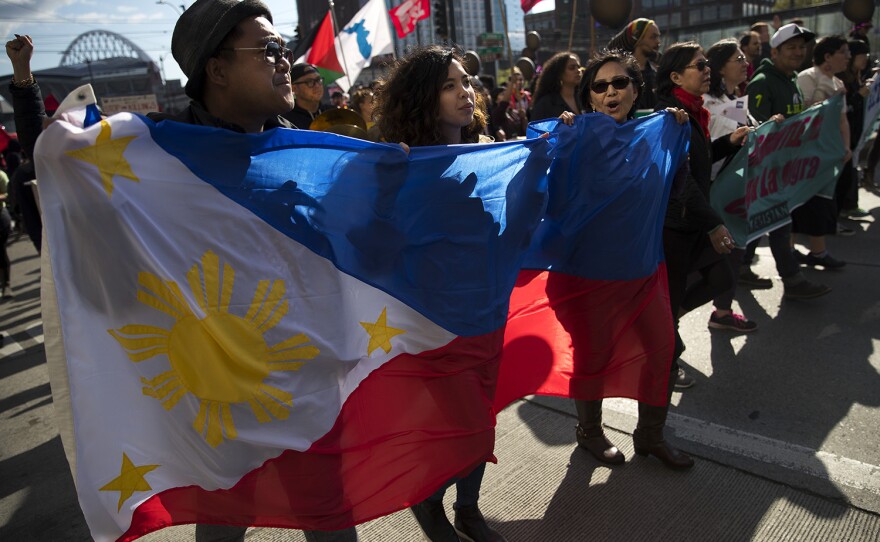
top-left (248, 398), bottom-right (271, 423)
top-left (108, 327), bottom-right (170, 361)
top-left (137, 273), bottom-right (192, 320)
top-left (244, 280), bottom-right (270, 321)
top-left (187, 263), bottom-right (207, 314)
top-left (221, 403), bottom-right (237, 440)
top-left (259, 383), bottom-right (294, 405)
top-left (255, 390), bottom-right (291, 420)
top-left (267, 361), bottom-right (307, 371)
top-left (219, 263), bottom-right (234, 314)
top-left (249, 281), bottom-right (286, 329)
top-left (269, 334), bottom-right (311, 350)
top-left (141, 369), bottom-right (176, 387)
top-left (257, 299), bottom-right (288, 334)
top-left (201, 251), bottom-right (221, 313)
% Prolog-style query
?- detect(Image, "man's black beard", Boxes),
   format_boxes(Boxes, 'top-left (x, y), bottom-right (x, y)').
top-left (645, 49), bottom-right (660, 61)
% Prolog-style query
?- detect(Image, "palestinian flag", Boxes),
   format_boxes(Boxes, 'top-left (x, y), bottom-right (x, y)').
top-left (292, 11), bottom-right (345, 82)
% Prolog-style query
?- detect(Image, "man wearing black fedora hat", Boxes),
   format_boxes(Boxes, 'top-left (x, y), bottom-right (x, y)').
top-left (148, 0), bottom-right (296, 134)
top-left (162, 4), bottom-right (360, 542)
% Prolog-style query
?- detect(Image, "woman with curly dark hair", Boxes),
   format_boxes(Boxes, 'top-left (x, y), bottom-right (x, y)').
top-left (530, 51), bottom-right (582, 120)
top-left (375, 46), bottom-right (488, 147)
top-left (375, 45), bottom-right (503, 542)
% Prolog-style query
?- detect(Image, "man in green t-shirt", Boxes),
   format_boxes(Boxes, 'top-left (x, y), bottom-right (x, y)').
top-left (742, 23), bottom-right (831, 300)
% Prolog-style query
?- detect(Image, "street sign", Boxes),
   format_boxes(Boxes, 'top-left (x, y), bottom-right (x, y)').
top-left (477, 32), bottom-right (505, 47)
top-left (101, 94), bottom-right (159, 115)
top-left (477, 47), bottom-right (503, 62)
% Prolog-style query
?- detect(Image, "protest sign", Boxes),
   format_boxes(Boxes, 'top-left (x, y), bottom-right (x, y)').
top-left (711, 94), bottom-right (846, 246)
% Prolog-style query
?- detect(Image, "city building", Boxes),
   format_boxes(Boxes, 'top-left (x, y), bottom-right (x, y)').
top-left (0, 29), bottom-right (188, 132)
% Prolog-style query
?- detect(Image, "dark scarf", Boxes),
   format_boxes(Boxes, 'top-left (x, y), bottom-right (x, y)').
top-left (673, 87), bottom-right (710, 138)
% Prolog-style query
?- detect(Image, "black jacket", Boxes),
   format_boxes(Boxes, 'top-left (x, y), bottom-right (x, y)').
top-left (655, 94), bottom-right (740, 233)
top-left (148, 101), bottom-right (293, 131)
top-left (530, 93), bottom-right (576, 122)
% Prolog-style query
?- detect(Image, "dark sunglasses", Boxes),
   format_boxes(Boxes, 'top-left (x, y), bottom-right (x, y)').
top-left (293, 77), bottom-right (325, 88)
top-left (590, 76), bottom-right (632, 94)
top-left (684, 59), bottom-right (710, 72)
top-left (223, 41), bottom-right (294, 66)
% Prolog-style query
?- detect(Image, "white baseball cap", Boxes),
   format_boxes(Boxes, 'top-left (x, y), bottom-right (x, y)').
top-left (770, 23), bottom-right (816, 49)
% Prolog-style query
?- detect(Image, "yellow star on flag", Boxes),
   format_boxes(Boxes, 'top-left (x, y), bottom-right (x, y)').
top-left (66, 119), bottom-right (139, 198)
top-left (99, 452), bottom-right (159, 512)
top-left (360, 307), bottom-right (406, 355)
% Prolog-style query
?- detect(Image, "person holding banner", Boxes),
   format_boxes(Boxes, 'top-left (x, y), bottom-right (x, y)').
top-left (655, 41), bottom-right (754, 380)
top-left (376, 46), bottom-right (506, 542)
top-left (702, 39), bottom-right (762, 332)
top-left (795, 35), bottom-right (852, 265)
top-left (745, 23), bottom-right (832, 299)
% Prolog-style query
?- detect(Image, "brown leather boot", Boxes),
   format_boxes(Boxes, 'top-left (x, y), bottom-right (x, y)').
top-left (574, 399), bottom-right (625, 465)
top-left (633, 363), bottom-right (694, 470)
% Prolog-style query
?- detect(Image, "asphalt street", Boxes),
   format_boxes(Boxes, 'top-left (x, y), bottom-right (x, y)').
top-left (1, 188), bottom-right (879, 541)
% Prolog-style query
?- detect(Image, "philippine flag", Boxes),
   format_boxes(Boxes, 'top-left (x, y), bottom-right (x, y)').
top-left (35, 112), bottom-right (554, 541)
top-left (495, 113), bottom-right (690, 410)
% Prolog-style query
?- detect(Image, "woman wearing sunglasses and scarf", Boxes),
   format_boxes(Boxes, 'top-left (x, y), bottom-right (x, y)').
top-left (562, 46), bottom-right (746, 471)
top-left (653, 43), bottom-right (749, 393)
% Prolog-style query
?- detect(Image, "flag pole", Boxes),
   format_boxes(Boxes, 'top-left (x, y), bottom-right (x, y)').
top-left (567, 0), bottom-right (577, 51)
top-left (328, 0), bottom-right (353, 89)
top-left (495, 0), bottom-right (514, 68)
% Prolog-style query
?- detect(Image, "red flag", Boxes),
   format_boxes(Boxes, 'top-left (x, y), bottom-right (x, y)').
top-left (521, 0), bottom-right (545, 12)
top-left (0, 129), bottom-right (11, 153)
top-left (389, 0), bottom-right (430, 39)
top-left (305, 10), bottom-right (345, 81)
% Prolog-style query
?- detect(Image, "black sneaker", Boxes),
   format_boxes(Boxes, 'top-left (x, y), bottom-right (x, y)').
top-left (411, 501), bottom-right (461, 542)
top-left (674, 367), bottom-right (695, 389)
top-left (836, 223), bottom-right (856, 237)
top-left (803, 252), bottom-right (846, 269)
top-left (738, 268), bottom-right (773, 289)
top-left (453, 505), bottom-right (507, 542)
top-left (708, 311), bottom-right (758, 332)
top-left (784, 280), bottom-right (832, 300)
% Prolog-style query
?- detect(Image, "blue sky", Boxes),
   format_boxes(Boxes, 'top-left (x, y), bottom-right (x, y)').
top-left (0, 0), bottom-right (300, 85)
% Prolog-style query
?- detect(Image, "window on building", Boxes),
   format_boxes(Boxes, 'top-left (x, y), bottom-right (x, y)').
top-left (719, 5), bottom-right (732, 18)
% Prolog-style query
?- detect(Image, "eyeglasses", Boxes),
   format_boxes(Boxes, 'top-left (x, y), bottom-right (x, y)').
top-left (293, 77), bottom-right (324, 88)
top-left (684, 59), bottom-right (710, 72)
top-left (728, 55), bottom-right (747, 64)
top-left (590, 76), bottom-right (632, 94)
top-left (222, 41), bottom-right (294, 66)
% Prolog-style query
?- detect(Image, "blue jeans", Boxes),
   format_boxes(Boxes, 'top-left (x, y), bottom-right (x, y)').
top-left (425, 462), bottom-right (486, 509)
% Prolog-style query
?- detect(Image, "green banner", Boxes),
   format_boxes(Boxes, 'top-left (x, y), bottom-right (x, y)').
top-left (710, 94), bottom-right (845, 246)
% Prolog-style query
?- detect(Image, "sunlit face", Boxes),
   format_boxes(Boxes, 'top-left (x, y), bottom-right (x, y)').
top-left (589, 61), bottom-right (637, 124)
top-left (673, 50), bottom-right (710, 96)
top-left (772, 37), bottom-right (807, 75)
top-left (509, 69), bottom-right (524, 91)
top-left (292, 71), bottom-right (325, 105)
top-left (223, 16), bottom-right (294, 117)
top-left (562, 56), bottom-right (583, 87)
top-left (438, 60), bottom-right (476, 141)
top-left (720, 47), bottom-right (749, 87)
top-left (638, 24), bottom-right (662, 60)
top-left (825, 43), bottom-right (851, 73)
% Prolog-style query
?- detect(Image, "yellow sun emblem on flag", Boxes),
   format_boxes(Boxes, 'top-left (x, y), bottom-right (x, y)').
top-left (109, 250), bottom-right (319, 447)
